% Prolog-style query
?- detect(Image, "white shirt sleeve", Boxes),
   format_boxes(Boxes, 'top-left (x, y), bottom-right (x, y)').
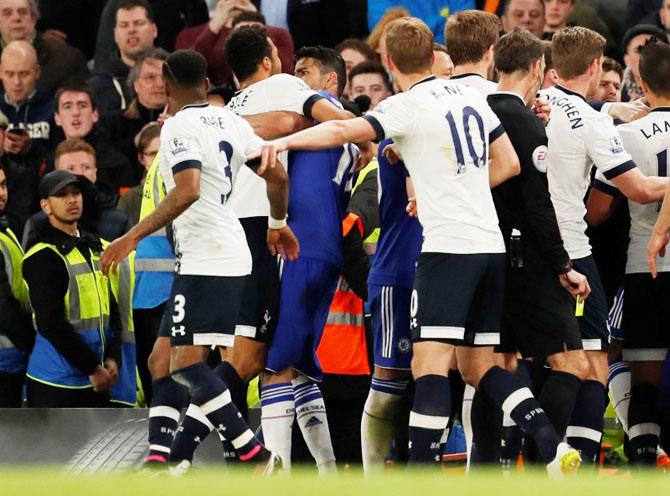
top-left (364, 95), bottom-right (413, 141)
top-left (483, 102), bottom-right (504, 142)
top-left (267, 74), bottom-right (323, 117)
top-left (161, 118), bottom-right (204, 172)
top-left (585, 113), bottom-right (635, 180)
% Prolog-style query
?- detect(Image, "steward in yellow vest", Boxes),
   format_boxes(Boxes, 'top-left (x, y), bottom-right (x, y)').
top-left (22, 171), bottom-right (122, 407)
top-left (0, 165), bottom-right (34, 407)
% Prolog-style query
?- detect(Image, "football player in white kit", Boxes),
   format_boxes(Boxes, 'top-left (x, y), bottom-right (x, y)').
top-left (539, 27), bottom-right (668, 465)
top-left (587, 41), bottom-right (670, 466)
top-left (254, 17), bottom-right (583, 476)
top-left (101, 49), bottom-right (299, 474)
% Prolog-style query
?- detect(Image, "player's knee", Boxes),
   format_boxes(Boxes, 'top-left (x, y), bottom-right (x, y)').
top-left (148, 338), bottom-right (171, 380)
top-left (548, 350), bottom-right (589, 381)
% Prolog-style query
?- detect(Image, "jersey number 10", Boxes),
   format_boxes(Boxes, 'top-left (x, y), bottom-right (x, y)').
top-left (445, 106), bottom-right (488, 171)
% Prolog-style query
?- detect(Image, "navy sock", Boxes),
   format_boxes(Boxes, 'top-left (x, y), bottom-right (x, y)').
top-left (214, 362), bottom-right (249, 462)
top-left (172, 363), bottom-right (261, 461)
top-left (499, 361), bottom-right (532, 471)
top-left (170, 404), bottom-right (214, 463)
top-left (408, 375), bottom-right (450, 464)
top-left (539, 371), bottom-right (581, 438)
top-left (147, 377), bottom-right (189, 459)
top-left (566, 380), bottom-right (607, 465)
top-left (628, 383), bottom-right (660, 465)
top-left (478, 366), bottom-right (560, 464)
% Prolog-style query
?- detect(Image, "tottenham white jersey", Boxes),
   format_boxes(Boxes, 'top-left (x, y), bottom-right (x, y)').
top-left (540, 85), bottom-right (635, 259)
top-left (226, 73), bottom-right (322, 218)
top-left (365, 76), bottom-right (505, 254)
top-left (159, 103), bottom-right (264, 276)
top-left (449, 73), bottom-right (498, 97)
top-left (595, 107), bottom-right (670, 274)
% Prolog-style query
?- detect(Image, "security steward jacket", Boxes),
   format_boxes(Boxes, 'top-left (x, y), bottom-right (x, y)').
top-left (22, 214), bottom-right (121, 387)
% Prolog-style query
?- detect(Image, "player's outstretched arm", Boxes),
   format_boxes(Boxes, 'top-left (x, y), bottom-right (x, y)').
top-left (243, 111), bottom-right (312, 140)
top-left (488, 132), bottom-right (520, 187)
top-left (101, 168), bottom-right (201, 275)
top-left (648, 181), bottom-right (670, 277)
top-left (611, 168), bottom-right (669, 205)
top-left (253, 118), bottom-right (377, 173)
top-left (255, 158), bottom-right (299, 261)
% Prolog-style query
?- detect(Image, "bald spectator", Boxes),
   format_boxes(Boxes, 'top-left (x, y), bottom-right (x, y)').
top-left (175, 2), bottom-right (294, 86)
top-left (104, 48), bottom-right (167, 168)
top-left (501, 0), bottom-right (545, 38)
top-left (0, 41), bottom-right (54, 235)
top-left (0, 0), bottom-right (89, 93)
top-left (89, 0), bottom-right (158, 116)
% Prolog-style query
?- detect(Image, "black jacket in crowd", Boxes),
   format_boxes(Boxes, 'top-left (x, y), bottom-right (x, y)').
top-left (0, 215), bottom-right (35, 354)
top-left (487, 92), bottom-right (571, 274)
top-left (22, 215), bottom-right (122, 376)
top-left (88, 50), bottom-right (133, 117)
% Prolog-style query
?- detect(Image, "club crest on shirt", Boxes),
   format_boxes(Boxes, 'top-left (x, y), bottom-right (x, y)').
top-left (609, 136), bottom-right (625, 155)
top-left (532, 145), bottom-right (549, 173)
top-left (170, 137), bottom-right (190, 156)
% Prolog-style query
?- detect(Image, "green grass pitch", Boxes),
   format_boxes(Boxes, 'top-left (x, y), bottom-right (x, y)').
top-left (0, 467), bottom-right (667, 496)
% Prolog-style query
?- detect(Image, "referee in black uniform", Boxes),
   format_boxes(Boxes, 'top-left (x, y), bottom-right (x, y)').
top-left (468, 28), bottom-right (592, 467)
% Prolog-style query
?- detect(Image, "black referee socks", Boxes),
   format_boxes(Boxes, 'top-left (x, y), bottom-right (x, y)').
top-left (539, 370), bottom-right (581, 439)
top-left (566, 380), bottom-right (607, 465)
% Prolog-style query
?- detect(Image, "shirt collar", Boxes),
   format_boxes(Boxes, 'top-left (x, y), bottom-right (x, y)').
top-left (555, 84), bottom-right (587, 102)
top-left (408, 75), bottom-right (436, 90)
top-left (650, 106), bottom-right (670, 113)
top-left (492, 91), bottom-right (526, 106)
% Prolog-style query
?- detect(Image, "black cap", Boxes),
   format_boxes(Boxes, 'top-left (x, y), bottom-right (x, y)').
top-left (622, 24), bottom-right (669, 52)
top-left (39, 170), bottom-right (81, 199)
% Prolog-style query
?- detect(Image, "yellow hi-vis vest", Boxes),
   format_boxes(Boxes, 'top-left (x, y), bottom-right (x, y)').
top-left (24, 242), bottom-right (111, 388)
top-left (0, 227), bottom-right (30, 373)
top-left (108, 249), bottom-right (138, 406)
top-left (134, 152), bottom-right (175, 309)
top-left (353, 160), bottom-right (380, 254)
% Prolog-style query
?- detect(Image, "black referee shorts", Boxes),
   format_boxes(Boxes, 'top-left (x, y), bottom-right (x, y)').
top-left (498, 247), bottom-right (582, 359)
top-left (235, 216), bottom-right (280, 345)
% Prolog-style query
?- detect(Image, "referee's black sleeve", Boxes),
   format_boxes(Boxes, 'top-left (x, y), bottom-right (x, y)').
top-left (514, 121), bottom-right (571, 274)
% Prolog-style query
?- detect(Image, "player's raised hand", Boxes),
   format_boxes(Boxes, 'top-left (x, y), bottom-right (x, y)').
top-left (100, 234), bottom-right (138, 276)
top-left (608, 99), bottom-right (650, 123)
top-left (647, 227), bottom-right (670, 278)
top-left (531, 95), bottom-right (551, 125)
top-left (558, 269), bottom-right (591, 299)
top-left (267, 226), bottom-right (300, 261)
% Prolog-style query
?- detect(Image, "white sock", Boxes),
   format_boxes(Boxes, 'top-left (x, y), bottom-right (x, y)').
top-left (361, 379), bottom-right (407, 474)
top-left (260, 382), bottom-right (295, 473)
top-left (608, 362), bottom-right (631, 433)
top-left (292, 375), bottom-right (336, 475)
top-left (462, 384), bottom-right (475, 471)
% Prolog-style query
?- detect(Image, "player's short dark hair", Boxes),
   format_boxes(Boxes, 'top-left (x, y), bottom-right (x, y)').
top-left (232, 11), bottom-right (266, 28)
top-left (295, 46), bottom-right (347, 97)
top-left (602, 57), bottom-right (623, 81)
top-left (116, 0), bottom-right (154, 23)
top-left (445, 10), bottom-right (501, 66)
top-left (348, 61), bottom-right (391, 92)
top-left (433, 42), bottom-right (448, 54)
top-left (334, 38), bottom-right (377, 62)
top-left (55, 79), bottom-right (97, 111)
top-left (640, 41), bottom-right (670, 97)
top-left (225, 25), bottom-right (272, 83)
top-left (162, 50), bottom-right (208, 89)
top-left (494, 28), bottom-right (544, 74)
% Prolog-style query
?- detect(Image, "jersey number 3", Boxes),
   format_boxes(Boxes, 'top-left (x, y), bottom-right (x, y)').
top-left (219, 140), bottom-right (233, 204)
top-left (446, 107), bottom-right (487, 172)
